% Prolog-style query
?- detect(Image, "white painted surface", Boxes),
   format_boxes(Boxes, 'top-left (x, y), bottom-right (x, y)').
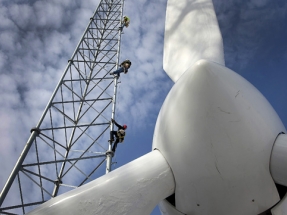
top-left (26, 150), bottom-right (175, 215)
top-left (158, 200), bottom-right (185, 215)
top-left (272, 193), bottom-right (287, 215)
top-left (163, 0), bottom-right (225, 82)
top-left (270, 133), bottom-right (287, 187)
top-left (153, 60), bottom-right (285, 215)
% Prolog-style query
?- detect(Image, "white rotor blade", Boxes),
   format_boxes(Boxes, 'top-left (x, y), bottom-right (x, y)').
top-left (27, 150), bottom-right (174, 215)
top-left (272, 194), bottom-right (287, 215)
top-left (270, 134), bottom-right (287, 187)
top-left (164, 0), bottom-right (225, 82)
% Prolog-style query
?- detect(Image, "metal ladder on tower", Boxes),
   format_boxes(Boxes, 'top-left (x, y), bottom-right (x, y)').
top-left (0, 0), bottom-right (127, 214)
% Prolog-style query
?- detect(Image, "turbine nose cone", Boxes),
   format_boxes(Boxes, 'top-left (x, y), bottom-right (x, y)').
top-left (153, 60), bottom-right (285, 214)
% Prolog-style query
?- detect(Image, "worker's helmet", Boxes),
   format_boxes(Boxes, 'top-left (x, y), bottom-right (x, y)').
top-left (121, 60), bottom-right (131, 68)
top-left (123, 124), bottom-right (127, 129)
top-left (122, 59), bottom-right (131, 65)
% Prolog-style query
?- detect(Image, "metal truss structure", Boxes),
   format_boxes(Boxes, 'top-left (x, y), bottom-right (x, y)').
top-left (0, 0), bottom-right (125, 214)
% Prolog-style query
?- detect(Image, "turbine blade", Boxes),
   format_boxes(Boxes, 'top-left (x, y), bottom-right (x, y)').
top-left (163, 0), bottom-right (225, 82)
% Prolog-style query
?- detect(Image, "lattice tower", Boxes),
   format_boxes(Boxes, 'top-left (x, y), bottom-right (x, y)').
top-left (0, 0), bottom-right (126, 214)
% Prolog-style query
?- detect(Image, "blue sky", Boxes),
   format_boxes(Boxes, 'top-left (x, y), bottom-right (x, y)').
top-left (0, 0), bottom-right (286, 214)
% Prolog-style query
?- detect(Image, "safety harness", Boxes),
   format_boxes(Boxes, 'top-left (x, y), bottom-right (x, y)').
top-left (117, 129), bottom-right (125, 142)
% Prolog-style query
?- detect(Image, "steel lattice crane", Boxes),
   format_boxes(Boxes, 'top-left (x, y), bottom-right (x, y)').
top-left (0, 0), bottom-right (126, 214)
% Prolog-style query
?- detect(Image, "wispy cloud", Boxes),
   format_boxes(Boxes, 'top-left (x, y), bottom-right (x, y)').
top-left (0, 0), bottom-right (171, 212)
top-left (0, 0), bottom-right (101, 203)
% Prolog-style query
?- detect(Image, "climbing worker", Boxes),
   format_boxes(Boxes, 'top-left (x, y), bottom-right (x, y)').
top-left (109, 118), bottom-right (127, 152)
top-left (110, 59), bottom-right (132, 77)
top-left (120, 16), bottom-right (130, 30)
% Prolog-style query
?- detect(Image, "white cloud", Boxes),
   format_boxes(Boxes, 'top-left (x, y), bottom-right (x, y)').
top-left (9, 3), bottom-right (35, 28)
top-left (33, 2), bottom-right (63, 29)
top-left (0, 51), bottom-right (8, 70)
top-left (0, 31), bottom-right (17, 50)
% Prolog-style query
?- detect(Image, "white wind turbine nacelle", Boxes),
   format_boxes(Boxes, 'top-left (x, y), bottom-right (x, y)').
top-left (271, 134), bottom-right (287, 214)
top-left (154, 59), bottom-right (286, 214)
top-left (156, 0), bottom-right (287, 214)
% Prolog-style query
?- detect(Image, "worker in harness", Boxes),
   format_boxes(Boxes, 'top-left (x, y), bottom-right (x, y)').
top-left (110, 59), bottom-right (132, 77)
top-left (109, 118), bottom-right (127, 152)
top-left (120, 16), bottom-right (130, 30)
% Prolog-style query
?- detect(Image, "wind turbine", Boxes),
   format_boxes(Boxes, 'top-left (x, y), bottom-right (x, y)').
top-left (26, 0), bottom-right (287, 214)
